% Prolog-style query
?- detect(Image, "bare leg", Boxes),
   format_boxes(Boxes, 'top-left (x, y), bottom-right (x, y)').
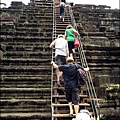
top-left (56, 71), bottom-right (62, 81)
top-left (56, 71), bottom-right (62, 87)
top-left (72, 49), bottom-right (75, 53)
top-left (68, 102), bottom-right (73, 114)
top-left (74, 105), bottom-right (79, 117)
top-left (70, 53), bottom-right (73, 58)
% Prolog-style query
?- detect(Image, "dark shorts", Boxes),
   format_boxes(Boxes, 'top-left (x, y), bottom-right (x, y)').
top-left (55, 55), bottom-right (66, 65)
top-left (65, 87), bottom-right (80, 105)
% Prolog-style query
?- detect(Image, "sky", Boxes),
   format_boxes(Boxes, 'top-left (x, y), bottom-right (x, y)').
top-left (1, 0), bottom-right (119, 9)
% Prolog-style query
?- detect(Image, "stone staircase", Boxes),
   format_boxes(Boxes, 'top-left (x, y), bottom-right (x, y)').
top-left (0, 0), bottom-right (119, 120)
top-left (0, 1), bottom-right (53, 119)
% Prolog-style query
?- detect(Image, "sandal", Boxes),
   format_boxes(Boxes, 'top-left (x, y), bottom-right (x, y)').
top-left (57, 81), bottom-right (62, 87)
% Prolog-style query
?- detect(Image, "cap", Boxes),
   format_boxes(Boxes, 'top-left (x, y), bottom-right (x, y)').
top-left (66, 57), bottom-right (74, 62)
top-left (80, 109), bottom-right (90, 115)
top-left (57, 34), bottom-right (64, 38)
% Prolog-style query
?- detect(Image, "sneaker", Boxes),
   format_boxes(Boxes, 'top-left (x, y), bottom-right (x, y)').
top-left (60, 16), bottom-right (62, 18)
top-left (63, 18), bottom-right (64, 22)
top-left (57, 81), bottom-right (62, 87)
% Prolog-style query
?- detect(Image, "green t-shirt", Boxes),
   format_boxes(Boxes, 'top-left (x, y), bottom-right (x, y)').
top-left (65, 28), bottom-right (75, 42)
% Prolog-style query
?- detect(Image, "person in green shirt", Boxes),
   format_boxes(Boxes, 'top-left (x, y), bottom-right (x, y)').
top-left (65, 25), bottom-right (80, 58)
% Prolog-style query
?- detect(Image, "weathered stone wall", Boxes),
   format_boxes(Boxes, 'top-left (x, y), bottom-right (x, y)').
top-left (73, 4), bottom-right (120, 119)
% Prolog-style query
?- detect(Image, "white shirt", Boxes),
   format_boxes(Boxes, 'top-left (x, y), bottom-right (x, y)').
top-left (51, 38), bottom-right (68, 57)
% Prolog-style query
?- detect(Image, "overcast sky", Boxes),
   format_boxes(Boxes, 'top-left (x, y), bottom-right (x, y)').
top-left (1, 0), bottom-right (119, 9)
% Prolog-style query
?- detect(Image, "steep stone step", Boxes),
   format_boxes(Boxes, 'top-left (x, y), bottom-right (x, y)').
top-left (0, 8), bottom-right (23, 13)
top-left (1, 72), bottom-right (51, 76)
top-left (3, 45), bottom-right (51, 51)
top-left (84, 50), bottom-right (119, 56)
top-left (3, 52), bottom-right (51, 58)
top-left (1, 66), bottom-right (51, 75)
top-left (83, 45), bottom-right (119, 50)
top-left (87, 67), bottom-right (119, 78)
top-left (17, 22), bottom-right (53, 27)
top-left (0, 36), bottom-right (52, 42)
top-left (1, 42), bottom-right (51, 46)
top-left (0, 31), bottom-right (15, 36)
top-left (81, 32), bottom-right (104, 36)
top-left (35, 2), bottom-right (53, 6)
top-left (1, 59), bottom-right (52, 66)
top-left (2, 42), bottom-right (52, 51)
top-left (17, 18), bottom-right (52, 23)
top-left (73, 55), bottom-right (119, 65)
top-left (87, 63), bottom-right (119, 67)
top-left (1, 74), bottom-right (51, 85)
top-left (22, 9), bottom-right (53, 13)
top-left (15, 31), bottom-right (52, 37)
top-left (16, 27), bottom-right (52, 32)
top-left (20, 13), bottom-right (53, 18)
top-left (1, 88), bottom-right (51, 99)
top-left (17, 11), bottom-right (53, 23)
top-left (1, 99), bottom-right (51, 110)
top-left (1, 113), bottom-right (51, 119)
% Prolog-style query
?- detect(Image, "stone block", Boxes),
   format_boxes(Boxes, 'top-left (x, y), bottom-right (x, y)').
top-left (94, 75), bottom-right (110, 87)
top-left (0, 50), bottom-right (3, 60)
top-left (110, 39), bottom-right (120, 47)
top-left (96, 87), bottom-right (106, 98)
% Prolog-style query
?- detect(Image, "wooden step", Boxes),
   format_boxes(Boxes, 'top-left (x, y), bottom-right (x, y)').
top-left (52, 113), bottom-right (75, 117)
top-left (52, 95), bottom-right (88, 98)
top-left (52, 103), bottom-right (90, 107)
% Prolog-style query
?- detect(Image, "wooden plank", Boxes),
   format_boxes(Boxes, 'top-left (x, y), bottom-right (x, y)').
top-left (52, 103), bottom-right (90, 107)
top-left (52, 114), bottom-right (75, 117)
top-left (52, 95), bottom-right (88, 98)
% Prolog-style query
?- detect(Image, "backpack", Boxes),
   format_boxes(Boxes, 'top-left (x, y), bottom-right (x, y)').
top-left (75, 64), bottom-right (87, 86)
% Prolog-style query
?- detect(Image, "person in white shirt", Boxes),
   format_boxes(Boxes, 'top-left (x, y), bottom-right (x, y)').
top-left (50, 34), bottom-right (69, 87)
top-left (72, 109), bottom-right (94, 120)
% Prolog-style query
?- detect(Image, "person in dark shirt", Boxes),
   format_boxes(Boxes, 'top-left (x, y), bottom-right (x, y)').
top-left (55, 1), bottom-right (69, 22)
top-left (51, 57), bottom-right (89, 118)
top-left (61, 0), bottom-right (66, 3)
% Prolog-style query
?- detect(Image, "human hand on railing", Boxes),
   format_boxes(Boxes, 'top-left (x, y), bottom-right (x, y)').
top-left (84, 67), bottom-right (89, 72)
top-left (51, 61), bottom-right (54, 65)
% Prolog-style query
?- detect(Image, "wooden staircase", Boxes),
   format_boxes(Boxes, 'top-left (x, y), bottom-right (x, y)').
top-left (51, 2), bottom-right (92, 120)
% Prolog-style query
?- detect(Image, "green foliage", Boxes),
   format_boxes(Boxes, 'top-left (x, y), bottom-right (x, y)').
top-left (109, 84), bottom-right (119, 87)
top-left (100, 114), bottom-right (107, 120)
top-left (11, 98), bottom-right (16, 101)
top-left (24, 20), bottom-right (29, 25)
